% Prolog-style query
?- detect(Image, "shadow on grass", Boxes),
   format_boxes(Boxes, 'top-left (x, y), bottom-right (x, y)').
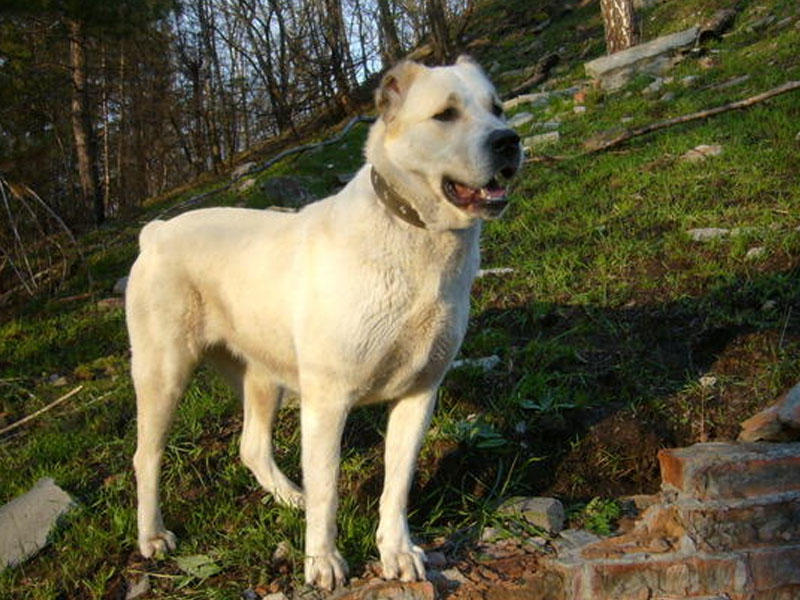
top-left (407, 265), bottom-right (800, 533)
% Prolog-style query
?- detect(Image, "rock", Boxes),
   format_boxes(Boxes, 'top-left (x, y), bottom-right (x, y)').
top-left (425, 551), bottom-right (447, 570)
top-left (0, 477), bottom-right (75, 568)
top-left (741, 383), bottom-right (800, 442)
top-left (687, 227), bottom-right (729, 242)
top-left (776, 383), bottom-right (800, 428)
top-left (262, 593), bottom-right (288, 600)
top-left (48, 374), bottom-right (68, 387)
top-left (330, 580), bottom-right (435, 599)
top-left (523, 131), bottom-right (560, 151)
top-left (795, 131), bottom-right (800, 142)
top-left (584, 26), bottom-right (699, 91)
top-left (439, 567), bottom-right (469, 588)
top-left (502, 92), bottom-right (551, 111)
top-left (500, 496), bottom-right (565, 534)
top-left (113, 276), bottom-right (128, 296)
top-left (659, 91), bottom-right (676, 103)
top-left (746, 246), bottom-right (766, 260)
top-left (241, 590), bottom-right (260, 600)
top-left (642, 77), bottom-right (664, 95)
top-left (236, 177), bottom-right (257, 193)
top-left (259, 176), bottom-right (316, 209)
top-left (699, 8), bottom-right (739, 42)
top-left (523, 536), bottom-right (548, 552)
top-left (554, 529), bottom-right (601, 555)
top-left (477, 267), bottom-right (514, 277)
top-left (272, 540), bottom-right (292, 567)
top-left (532, 121), bottom-right (561, 131)
top-left (573, 105), bottom-right (587, 114)
top-left (681, 75), bottom-right (699, 87)
top-left (507, 111), bottom-right (533, 128)
top-left (658, 442), bottom-right (800, 499)
top-left (336, 172), bottom-right (356, 185)
top-left (747, 15), bottom-right (777, 32)
top-left (480, 526), bottom-right (502, 543)
top-left (450, 355), bottom-right (501, 372)
top-left (125, 575), bottom-right (150, 600)
top-left (681, 144), bottom-right (723, 162)
top-left (739, 406), bottom-right (786, 442)
top-left (231, 161), bottom-right (256, 179)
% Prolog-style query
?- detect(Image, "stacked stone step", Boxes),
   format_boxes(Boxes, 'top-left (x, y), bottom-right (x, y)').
top-left (546, 442), bottom-right (800, 600)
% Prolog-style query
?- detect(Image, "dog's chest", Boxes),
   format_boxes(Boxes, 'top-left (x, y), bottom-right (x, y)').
top-left (355, 239), bottom-right (477, 401)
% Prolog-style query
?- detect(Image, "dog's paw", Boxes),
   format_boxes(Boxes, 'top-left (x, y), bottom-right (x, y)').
top-left (380, 545), bottom-right (427, 582)
top-left (304, 551), bottom-right (349, 590)
top-left (273, 484), bottom-right (304, 509)
top-left (138, 530), bottom-right (177, 558)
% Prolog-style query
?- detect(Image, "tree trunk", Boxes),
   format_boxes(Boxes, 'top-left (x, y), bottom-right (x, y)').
top-left (67, 17), bottom-right (104, 224)
top-left (377, 0), bottom-right (402, 67)
top-left (426, 0), bottom-right (452, 64)
top-left (100, 43), bottom-right (112, 215)
top-left (600, 0), bottom-right (638, 54)
top-left (322, 0), bottom-right (354, 112)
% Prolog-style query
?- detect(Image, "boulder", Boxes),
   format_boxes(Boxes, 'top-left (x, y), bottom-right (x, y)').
top-left (0, 478), bottom-right (75, 569)
top-left (585, 26), bottom-right (699, 91)
top-left (681, 144), bottom-right (723, 162)
top-left (112, 276), bottom-right (128, 296)
top-left (507, 111), bottom-right (534, 128)
top-left (523, 131), bottom-right (560, 151)
top-left (500, 496), bottom-right (565, 534)
top-left (231, 161), bottom-right (256, 179)
top-left (259, 176), bottom-right (316, 209)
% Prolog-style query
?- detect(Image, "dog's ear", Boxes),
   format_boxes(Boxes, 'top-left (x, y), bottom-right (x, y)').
top-left (375, 61), bottom-right (423, 122)
top-left (455, 54), bottom-right (485, 74)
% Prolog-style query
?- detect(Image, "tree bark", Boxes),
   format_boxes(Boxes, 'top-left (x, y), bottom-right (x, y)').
top-left (377, 0), bottom-right (403, 67)
top-left (426, 0), bottom-right (452, 64)
top-left (67, 17), bottom-right (104, 224)
top-left (600, 0), bottom-right (638, 55)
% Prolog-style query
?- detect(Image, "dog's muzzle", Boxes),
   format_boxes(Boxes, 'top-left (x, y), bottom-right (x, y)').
top-left (442, 128), bottom-right (522, 219)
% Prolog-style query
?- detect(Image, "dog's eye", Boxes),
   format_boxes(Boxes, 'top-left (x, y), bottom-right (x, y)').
top-left (491, 103), bottom-right (504, 117)
top-left (433, 107), bottom-right (459, 122)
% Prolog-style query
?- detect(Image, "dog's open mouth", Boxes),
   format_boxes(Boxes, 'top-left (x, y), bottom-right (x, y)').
top-left (442, 168), bottom-right (516, 218)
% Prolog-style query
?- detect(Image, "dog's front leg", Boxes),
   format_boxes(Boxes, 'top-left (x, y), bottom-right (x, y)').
top-left (301, 396), bottom-right (350, 590)
top-left (377, 389), bottom-right (437, 582)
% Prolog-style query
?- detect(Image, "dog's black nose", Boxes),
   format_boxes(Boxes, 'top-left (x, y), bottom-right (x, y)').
top-left (488, 128), bottom-right (521, 160)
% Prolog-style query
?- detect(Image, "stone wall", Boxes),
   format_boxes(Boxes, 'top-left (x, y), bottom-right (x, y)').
top-left (543, 442), bottom-right (800, 599)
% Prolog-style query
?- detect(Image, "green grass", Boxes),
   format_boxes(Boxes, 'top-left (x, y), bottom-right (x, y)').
top-left (2, 0), bottom-right (800, 596)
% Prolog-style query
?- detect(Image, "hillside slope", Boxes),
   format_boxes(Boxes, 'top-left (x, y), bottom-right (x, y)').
top-left (1, 0), bottom-right (799, 597)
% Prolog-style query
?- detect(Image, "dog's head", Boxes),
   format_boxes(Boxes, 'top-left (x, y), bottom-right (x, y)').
top-left (366, 56), bottom-right (522, 230)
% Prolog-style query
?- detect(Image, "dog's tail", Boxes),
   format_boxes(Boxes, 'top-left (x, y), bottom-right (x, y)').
top-left (138, 220), bottom-right (164, 252)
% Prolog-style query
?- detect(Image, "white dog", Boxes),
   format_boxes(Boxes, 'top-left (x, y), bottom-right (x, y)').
top-left (126, 56), bottom-right (521, 590)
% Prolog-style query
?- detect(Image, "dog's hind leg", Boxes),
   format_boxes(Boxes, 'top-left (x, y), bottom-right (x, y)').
top-left (239, 372), bottom-right (304, 508)
top-left (131, 343), bottom-right (195, 558)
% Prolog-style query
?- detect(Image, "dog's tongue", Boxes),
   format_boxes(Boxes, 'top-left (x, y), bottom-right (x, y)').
top-left (453, 181), bottom-right (507, 205)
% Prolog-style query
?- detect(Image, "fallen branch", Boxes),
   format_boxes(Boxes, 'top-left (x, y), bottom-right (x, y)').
top-left (0, 385), bottom-right (83, 436)
top-left (503, 53), bottom-right (560, 99)
top-left (158, 115), bottom-right (375, 218)
top-left (583, 80), bottom-right (800, 154)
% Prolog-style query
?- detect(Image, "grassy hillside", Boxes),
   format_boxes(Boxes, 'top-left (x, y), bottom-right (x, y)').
top-left (2, 0), bottom-right (799, 597)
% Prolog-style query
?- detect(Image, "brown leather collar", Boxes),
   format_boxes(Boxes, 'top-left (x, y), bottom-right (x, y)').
top-left (370, 167), bottom-right (426, 229)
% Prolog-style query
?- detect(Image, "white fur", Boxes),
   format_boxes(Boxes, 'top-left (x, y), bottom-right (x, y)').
top-left (127, 57), bottom-right (519, 590)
